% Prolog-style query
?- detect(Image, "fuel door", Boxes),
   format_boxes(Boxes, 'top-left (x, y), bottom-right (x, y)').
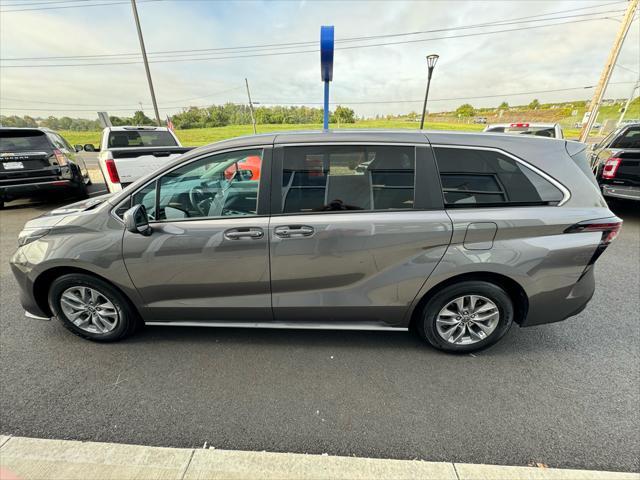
top-left (463, 222), bottom-right (497, 250)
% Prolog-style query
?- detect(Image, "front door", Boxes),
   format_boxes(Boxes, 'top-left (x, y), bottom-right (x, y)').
top-left (123, 147), bottom-right (272, 322)
top-left (269, 144), bottom-right (452, 326)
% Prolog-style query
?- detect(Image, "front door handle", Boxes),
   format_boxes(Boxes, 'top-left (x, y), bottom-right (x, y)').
top-left (274, 225), bottom-right (314, 238)
top-left (224, 227), bottom-right (264, 240)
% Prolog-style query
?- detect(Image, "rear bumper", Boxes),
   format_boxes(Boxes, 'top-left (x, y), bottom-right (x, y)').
top-left (520, 265), bottom-right (596, 327)
top-left (602, 184), bottom-right (640, 201)
top-left (0, 179), bottom-right (79, 200)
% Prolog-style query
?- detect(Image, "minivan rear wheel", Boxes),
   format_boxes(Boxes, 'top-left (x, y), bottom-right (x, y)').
top-left (417, 281), bottom-right (514, 353)
top-left (48, 273), bottom-right (137, 342)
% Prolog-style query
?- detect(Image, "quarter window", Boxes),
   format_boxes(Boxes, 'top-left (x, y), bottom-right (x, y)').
top-left (280, 145), bottom-right (415, 213)
top-left (434, 147), bottom-right (564, 206)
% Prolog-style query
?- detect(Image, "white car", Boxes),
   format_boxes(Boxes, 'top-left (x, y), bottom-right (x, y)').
top-left (86, 126), bottom-right (192, 192)
top-left (484, 122), bottom-right (564, 139)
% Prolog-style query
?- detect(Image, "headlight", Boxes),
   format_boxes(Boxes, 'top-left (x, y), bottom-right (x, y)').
top-left (18, 229), bottom-right (50, 247)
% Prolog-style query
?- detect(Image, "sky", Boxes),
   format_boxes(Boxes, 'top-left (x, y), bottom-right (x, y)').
top-left (0, 0), bottom-right (638, 120)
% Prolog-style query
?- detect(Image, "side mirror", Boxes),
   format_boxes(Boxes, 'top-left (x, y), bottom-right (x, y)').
top-left (123, 204), bottom-right (152, 236)
top-left (74, 144), bottom-right (84, 152)
top-left (83, 144), bottom-right (96, 152)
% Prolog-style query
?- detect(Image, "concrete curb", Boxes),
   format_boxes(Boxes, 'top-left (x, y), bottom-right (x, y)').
top-left (0, 436), bottom-right (637, 480)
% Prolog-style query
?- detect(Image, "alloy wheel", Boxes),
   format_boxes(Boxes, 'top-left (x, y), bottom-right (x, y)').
top-left (435, 295), bottom-right (500, 345)
top-left (59, 286), bottom-right (119, 334)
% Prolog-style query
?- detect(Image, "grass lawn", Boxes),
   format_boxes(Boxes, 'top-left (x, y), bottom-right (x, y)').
top-left (59, 120), bottom-right (488, 147)
top-left (60, 111), bottom-right (617, 147)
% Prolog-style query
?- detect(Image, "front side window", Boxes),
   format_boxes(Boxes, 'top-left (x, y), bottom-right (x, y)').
top-left (434, 147), bottom-right (564, 207)
top-left (151, 149), bottom-right (263, 220)
top-left (280, 145), bottom-right (415, 213)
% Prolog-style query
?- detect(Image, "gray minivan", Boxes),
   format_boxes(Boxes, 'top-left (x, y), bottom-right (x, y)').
top-left (10, 130), bottom-right (621, 352)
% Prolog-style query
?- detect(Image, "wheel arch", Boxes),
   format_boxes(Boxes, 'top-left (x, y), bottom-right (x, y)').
top-left (409, 271), bottom-right (529, 329)
top-left (33, 266), bottom-right (141, 320)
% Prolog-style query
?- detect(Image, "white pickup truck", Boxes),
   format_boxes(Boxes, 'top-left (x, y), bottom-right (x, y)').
top-left (88, 126), bottom-right (193, 192)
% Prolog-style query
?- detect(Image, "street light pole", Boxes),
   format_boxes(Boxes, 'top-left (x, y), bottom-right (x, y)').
top-left (420, 54), bottom-right (439, 130)
top-left (131, 0), bottom-right (161, 126)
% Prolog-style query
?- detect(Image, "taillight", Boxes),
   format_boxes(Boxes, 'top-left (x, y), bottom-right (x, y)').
top-left (105, 159), bottom-right (120, 184)
top-left (565, 217), bottom-right (623, 265)
top-left (565, 217), bottom-right (622, 243)
top-left (53, 149), bottom-right (68, 166)
top-left (602, 157), bottom-right (622, 179)
top-left (510, 123), bottom-right (529, 128)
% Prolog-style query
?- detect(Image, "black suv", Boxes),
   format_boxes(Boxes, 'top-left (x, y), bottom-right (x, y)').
top-left (590, 123), bottom-right (640, 203)
top-left (0, 127), bottom-right (90, 208)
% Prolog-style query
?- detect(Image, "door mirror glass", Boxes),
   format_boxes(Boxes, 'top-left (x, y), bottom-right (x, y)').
top-left (74, 144), bottom-right (84, 152)
top-left (83, 144), bottom-right (96, 152)
top-left (123, 204), bottom-right (152, 236)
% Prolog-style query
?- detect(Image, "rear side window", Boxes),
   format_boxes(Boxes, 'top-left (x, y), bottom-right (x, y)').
top-left (434, 147), bottom-right (564, 207)
top-left (280, 145), bottom-right (415, 213)
top-left (107, 130), bottom-right (177, 148)
top-left (611, 127), bottom-right (640, 149)
top-left (0, 130), bottom-right (52, 152)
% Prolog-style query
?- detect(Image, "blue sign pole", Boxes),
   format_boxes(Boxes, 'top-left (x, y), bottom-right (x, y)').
top-left (323, 81), bottom-right (330, 130)
top-left (320, 25), bottom-right (334, 131)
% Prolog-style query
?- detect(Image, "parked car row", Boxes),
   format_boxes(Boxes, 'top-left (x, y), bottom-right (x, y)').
top-left (2, 121), bottom-right (637, 209)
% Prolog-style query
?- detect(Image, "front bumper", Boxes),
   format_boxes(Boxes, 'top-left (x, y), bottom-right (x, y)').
top-left (10, 250), bottom-right (49, 318)
top-left (602, 184), bottom-right (640, 202)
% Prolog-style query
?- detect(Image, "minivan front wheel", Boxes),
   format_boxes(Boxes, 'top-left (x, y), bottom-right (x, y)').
top-left (418, 281), bottom-right (514, 353)
top-left (48, 273), bottom-right (137, 341)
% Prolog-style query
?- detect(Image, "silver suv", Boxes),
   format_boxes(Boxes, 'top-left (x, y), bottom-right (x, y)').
top-left (10, 130), bottom-right (621, 352)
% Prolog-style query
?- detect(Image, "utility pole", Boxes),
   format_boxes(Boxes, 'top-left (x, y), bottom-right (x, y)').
top-left (618, 80), bottom-right (640, 125)
top-left (579, 0), bottom-right (638, 142)
top-left (131, 0), bottom-right (161, 126)
top-left (245, 78), bottom-right (257, 134)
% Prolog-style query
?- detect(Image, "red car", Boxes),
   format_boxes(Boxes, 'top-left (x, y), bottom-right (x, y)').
top-left (225, 155), bottom-right (261, 181)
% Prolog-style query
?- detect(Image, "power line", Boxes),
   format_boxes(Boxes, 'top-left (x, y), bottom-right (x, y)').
top-left (0, 0), bottom-right (162, 13)
top-left (0, 85), bottom-right (245, 107)
top-left (0, 14), bottom-right (625, 68)
top-left (1, 6), bottom-right (626, 62)
top-left (1, 82), bottom-right (634, 112)
top-left (253, 82), bottom-right (636, 105)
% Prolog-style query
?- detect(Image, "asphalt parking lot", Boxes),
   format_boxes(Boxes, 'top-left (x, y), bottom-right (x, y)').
top-left (0, 189), bottom-right (638, 473)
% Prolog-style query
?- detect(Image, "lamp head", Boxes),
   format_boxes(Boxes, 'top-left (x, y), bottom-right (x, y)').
top-left (426, 54), bottom-right (439, 70)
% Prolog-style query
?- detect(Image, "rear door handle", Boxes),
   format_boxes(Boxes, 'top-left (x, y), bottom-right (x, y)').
top-left (224, 227), bottom-right (264, 240)
top-left (274, 225), bottom-right (314, 238)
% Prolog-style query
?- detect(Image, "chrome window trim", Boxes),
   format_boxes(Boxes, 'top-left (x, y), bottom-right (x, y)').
top-left (431, 144), bottom-right (571, 206)
top-left (109, 145), bottom-right (271, 222)
top-left (275, 141), bottom-right (422, 147)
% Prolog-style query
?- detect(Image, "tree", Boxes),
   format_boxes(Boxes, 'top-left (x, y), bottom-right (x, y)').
top-left (455, 103), bottom-right (475, 117)
top-left (499, 101), bottom-right (509, 109)
top-left (528, 99), bottom-right (540, 110)
top-left (132, 110), bottom-right (155, 126)
top-left (334, 105), bottom-right (355, 124)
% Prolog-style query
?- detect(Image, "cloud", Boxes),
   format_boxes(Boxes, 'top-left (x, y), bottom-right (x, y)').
top-left (1, 0), bottom-right (638, 119)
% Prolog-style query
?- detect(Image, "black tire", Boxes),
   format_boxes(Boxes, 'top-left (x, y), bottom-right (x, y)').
top-left (416, 280), bottom-right (514, 353)
top-left (48, 273), bottom-right (138, 342)
top-left (74, 181), bottom-right (89, 199)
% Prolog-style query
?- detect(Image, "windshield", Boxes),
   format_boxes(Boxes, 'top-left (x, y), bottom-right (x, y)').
top-left (107, 130), bottom-right (177, 148)
top-left (0, 130), bottom-right (52, 152)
